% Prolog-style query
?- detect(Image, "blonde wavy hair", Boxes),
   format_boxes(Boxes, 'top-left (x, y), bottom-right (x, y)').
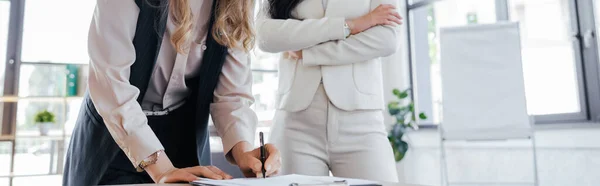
top-left (169, 0), bottom-right (255, 53)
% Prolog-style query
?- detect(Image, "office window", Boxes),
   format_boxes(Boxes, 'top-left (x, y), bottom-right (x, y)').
top-left (15, 64), bottom-right (86, 133)
top-left (20, 0), bottom-right (95, 64)
top-left (409, 0), bottom-right (594, 124)
top-left (410, 0), bottom-right (497, 124)
top-left (246, 48), bottom-right (279, 147)
top-left (2, 0), bottom-right (94, 184)
top-left (12, 138), bottom-right (65, 176)
top-left (594, 0), bottom-right (600, 59)
top-left (250, 47), bottom-right (279, 125)
top-left (0, 177), bottom-right (7, 186)
top-left (63, 99), bottom-right (83, 136)
top-left (0, 0), bottom-right (9, 134)
top-left (252, 71), bottom-right (278, 126)
top-left (16, 100), bottom-right (65, 136)
top-left (12, 175), bottom-right (62, 186)
top-left (244, 1), bottom-right (280, 145)
top-left (0, 0), bottom-right (8, 93)
top-left (18, 65), bottom-right (67, 97)
top-left (0, 142), bottom-right (10, 176)
top-left (508, 0), bottom-right (583, 116)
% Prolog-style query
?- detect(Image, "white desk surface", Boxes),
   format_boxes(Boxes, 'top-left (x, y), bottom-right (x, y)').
top-left (110, 183), bottom-right (425, 186)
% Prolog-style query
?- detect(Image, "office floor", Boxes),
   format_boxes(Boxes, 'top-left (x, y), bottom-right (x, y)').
top-left (397, 124), bottom-right (600, 186)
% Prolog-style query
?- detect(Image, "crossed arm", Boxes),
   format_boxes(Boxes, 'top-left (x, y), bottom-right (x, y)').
top-left (256, 0), bottom-right (401, 66)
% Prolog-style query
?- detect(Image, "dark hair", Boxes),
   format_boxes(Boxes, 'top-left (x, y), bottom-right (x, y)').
top-left (268, 0), bottom-right (303, 19)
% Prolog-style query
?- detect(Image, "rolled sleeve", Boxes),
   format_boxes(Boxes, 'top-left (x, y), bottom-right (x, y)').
top-left (210, 47), bottom-right (258, 164)
top-left (88, 0), bottom-right (164, 168)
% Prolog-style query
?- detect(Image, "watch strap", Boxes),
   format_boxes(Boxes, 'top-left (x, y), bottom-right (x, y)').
top-left (137, 150), bottom-right (162, 172)
top-left (343, 22), bottom-right (351, 38)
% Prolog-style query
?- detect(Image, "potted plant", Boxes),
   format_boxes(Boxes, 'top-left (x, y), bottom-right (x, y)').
top-left (387, 88), bottom-right (427, 162)
top-left (34, 110), bottom-right (56, 136)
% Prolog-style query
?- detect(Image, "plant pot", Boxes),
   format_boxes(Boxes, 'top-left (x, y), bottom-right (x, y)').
top-left (37, 122), bottom-right (53, 136)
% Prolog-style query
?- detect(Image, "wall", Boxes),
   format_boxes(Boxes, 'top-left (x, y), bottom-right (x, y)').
top-left (396, 124), bottom-right (600, 186)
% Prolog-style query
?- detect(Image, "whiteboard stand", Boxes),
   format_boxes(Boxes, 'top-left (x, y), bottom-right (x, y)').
top-left (530, 116), bottom-right (540, 186)
top-left (438, 22), bottom-right (539, 186)
top-left (439, 117), bottom-right (539, 186)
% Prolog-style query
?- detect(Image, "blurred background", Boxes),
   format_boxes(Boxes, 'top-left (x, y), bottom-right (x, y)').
top-left (0, 0), bottom-right (598, 186)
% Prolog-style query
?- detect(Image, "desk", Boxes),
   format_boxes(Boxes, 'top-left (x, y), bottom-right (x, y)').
top-left (111, 182), bottom-right (425, 186)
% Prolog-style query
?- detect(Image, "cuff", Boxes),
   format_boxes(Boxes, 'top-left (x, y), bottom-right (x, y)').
top-left (122, 125), bottom-right (164, 168)
top-left (220, 124), bottom-right (255, 165)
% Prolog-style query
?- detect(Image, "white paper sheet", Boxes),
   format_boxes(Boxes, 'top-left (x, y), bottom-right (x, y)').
top-left (192, 174), bottom-right (380, 186)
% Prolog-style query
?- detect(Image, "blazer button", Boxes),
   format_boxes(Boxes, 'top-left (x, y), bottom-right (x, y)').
top-left (201, 44), bottom-right (207, 51)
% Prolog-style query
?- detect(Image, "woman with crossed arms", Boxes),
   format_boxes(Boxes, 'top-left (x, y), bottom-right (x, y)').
top-left (257, 0), bottom-right (403, 182)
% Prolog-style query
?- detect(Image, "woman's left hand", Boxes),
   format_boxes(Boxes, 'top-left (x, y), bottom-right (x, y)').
top-left (288, 51), bottom-right (303, 60)
top-left (231, 141), bottom-right (282, 178)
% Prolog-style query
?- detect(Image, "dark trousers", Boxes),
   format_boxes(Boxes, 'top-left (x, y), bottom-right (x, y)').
top-left (63, 95), bottom-right (211, 186)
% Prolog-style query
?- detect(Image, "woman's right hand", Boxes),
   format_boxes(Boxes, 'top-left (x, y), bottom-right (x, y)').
top-left (347, 4), bottom-right (403, 35)
top-left (156, 166), bottom-right (233, 183)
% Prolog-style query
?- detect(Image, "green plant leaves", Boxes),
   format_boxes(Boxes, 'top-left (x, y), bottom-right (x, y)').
top-left (392, 88), bottom-right (410, 100)
top-left (389, 137), bottom-right (409, 162)
top-left (407, 121), bottom-right (416, 129)
top-left (391, 124), bottom-right (406, 138)
top-left (34, 110), bottom-right (56, 123)
top-left (394, 89), bottom-right (409, 99)
top-left (398, 91), bottom-right (409, 99)
top-left (419, 112), bottom-right (428, 120)
top-left (389, 108), bottom-right (400, 115)
top-left (396, 140), bottom-right (408, 162)
top-left (388, 101), bottom-right (400, 115)
top-left (392, 89), bottom-right (401, 96)
top-left (388, 87), bottom-right (426, 162)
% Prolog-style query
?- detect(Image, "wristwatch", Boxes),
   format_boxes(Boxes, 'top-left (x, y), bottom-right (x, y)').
top-left (137, 150), bottom-right (162, 172)
top-left (343, 21), bottom-right (351, 38)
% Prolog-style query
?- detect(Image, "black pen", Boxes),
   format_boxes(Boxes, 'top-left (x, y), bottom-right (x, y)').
top-left (259, 132), bottom-right (266, 178)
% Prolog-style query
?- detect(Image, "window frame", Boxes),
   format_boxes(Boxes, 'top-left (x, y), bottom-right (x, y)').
top-left (2, 0), bottom-right (22, 137)
top-left (406, 0), bottom-right (600, 126)
top-left (577, 0), bottom-right (600, 122)
top-left (2, 0), bottom-right (25, 185)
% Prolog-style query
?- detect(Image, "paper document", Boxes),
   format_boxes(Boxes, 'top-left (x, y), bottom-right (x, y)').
top-left (192, 174), bottom-right (381, 186)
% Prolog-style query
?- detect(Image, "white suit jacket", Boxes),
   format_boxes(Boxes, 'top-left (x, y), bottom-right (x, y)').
top-left (257, 0), bottom-right (399, 112)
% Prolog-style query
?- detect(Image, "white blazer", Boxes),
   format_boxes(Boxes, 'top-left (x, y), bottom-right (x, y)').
top-left (257, 0), bottom-right (399, 112)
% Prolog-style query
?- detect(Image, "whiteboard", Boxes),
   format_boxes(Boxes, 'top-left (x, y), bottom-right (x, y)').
top-left (439, 22), bottom-right (532, 140)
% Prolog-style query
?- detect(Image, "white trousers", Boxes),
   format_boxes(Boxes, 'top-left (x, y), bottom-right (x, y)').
top-left (270, 85), bottom-right (399, 182)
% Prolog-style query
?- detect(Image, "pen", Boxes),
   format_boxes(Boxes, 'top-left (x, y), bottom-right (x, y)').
top-left (259, 132), bottom-right (266, 179)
